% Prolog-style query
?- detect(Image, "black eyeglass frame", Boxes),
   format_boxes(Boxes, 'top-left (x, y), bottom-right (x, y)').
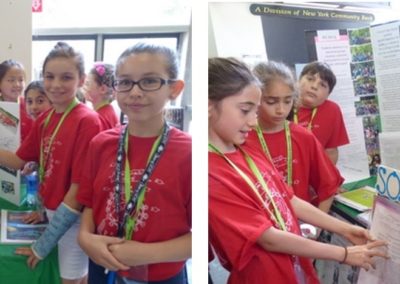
top-left (112, 77), bottom-right (176, 92)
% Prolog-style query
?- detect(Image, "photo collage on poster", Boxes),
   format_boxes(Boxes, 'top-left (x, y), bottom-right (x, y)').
top-left (349, 27), bottom-right (381, 175)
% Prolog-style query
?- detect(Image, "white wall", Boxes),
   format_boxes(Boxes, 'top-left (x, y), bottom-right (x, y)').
top-left (208, 3), bottom-right (267, 61)
top-left (0, 0), bottom-right (32, 83)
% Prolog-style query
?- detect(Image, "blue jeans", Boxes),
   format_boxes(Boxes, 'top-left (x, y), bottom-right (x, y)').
top-left (116, 267), bottom-right (188, 284)
top-left (88, 259), bottom-right (108, 284)
top-left (88, 259), bottom-right (188, 284)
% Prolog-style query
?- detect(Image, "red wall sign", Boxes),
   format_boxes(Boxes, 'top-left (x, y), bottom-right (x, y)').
top-left (32, 0), bottom-right (42, 13)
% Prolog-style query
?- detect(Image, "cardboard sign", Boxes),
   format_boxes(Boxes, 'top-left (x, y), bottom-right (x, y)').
top-left (376, 165), bottom-right (400, 202)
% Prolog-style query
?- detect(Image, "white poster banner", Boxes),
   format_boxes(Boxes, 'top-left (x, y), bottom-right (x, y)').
top-left (315, 30), bottom-right (369, 182)
top-left (370, 21), bottom-right (400, 132)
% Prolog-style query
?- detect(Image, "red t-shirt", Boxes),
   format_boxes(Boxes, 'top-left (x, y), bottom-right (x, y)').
top-left (296, 100), bottom-right (349, 149)
top-left (245, 123), bottom-right (343, 205)
top-left (97, 104), bottom-right (119, 130)
top-left (209, 146), bottom-right (319, 284)
top-left (77, 126), bottom-right (192, 282)
top-left (16, 103), bottom-right (102, 209)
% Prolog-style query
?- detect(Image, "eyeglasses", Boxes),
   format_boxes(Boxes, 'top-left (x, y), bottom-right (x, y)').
top-left (112, 77), bottom-right (175, 92)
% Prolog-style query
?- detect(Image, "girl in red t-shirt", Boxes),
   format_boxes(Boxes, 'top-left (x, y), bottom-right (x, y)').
top-left (24, 80), bottom-right (52, 120)
top-left (1, 42), bottom-right (102, 284)
top-left (82, 62), bottom-right (120, 130)
top-left (77, 43), bottom-right (191, 284)
top-left (208, 57), bottom-right (387, 284)
top-left (0, 59), bottom-right (33, 142)
top-left (246, 61), bottom-right (343, 213)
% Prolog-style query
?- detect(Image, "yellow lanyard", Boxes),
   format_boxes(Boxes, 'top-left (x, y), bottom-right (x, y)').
top-left (293, 107), bottom-right (317, 131)
top-left (94, 100), bottom-right (110, 111)
top-left (209, 143), bottom-right (287, 231)
top-left (255, 120), bottom-right (293, 186)
top-left (39, 98), bottom-right (79, 183)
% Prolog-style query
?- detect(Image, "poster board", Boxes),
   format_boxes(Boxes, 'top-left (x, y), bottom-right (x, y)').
top-left (357, 196), bottom-right (400, 283)
top-left (369, 21), bottom-right (400, 133)
top-left (306, 29), bottom-right (370, 182)
top-left (306, 21), bottom-right (400, 179)
top-left (0, 102), bottom-right (22, 205)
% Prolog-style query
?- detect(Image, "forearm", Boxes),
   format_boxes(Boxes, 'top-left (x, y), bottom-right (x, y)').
top-left (257, 226), bottom-right (345, 262)
top-left (325, 147), bottom-right (338, 165)
top-left (0, 149), bottom-right (26, 169)
top-left (113, 232), bottom-right (192, 266)
top-left (79, 208), bottom-right (95, 234)
top-left (63, 183), bottom-right (83, 212)
top-left (291, 196), bottom-right (348, 235)
top-left (318, 195), bottom-right (334, 213)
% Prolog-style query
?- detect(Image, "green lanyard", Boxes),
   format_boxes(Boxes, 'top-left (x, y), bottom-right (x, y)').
top-left (293, 107), bottom-right (317, 131)
top-left (94, 100), bottom-right (110, 111)
top-left (255, 120), bottom-right (293, 186)
top-left (39, 98), bottom-right (79, 183)
top-left (115, 124), bottom-right (169, 240)
top-left (123, 129), bottom-right (163, 239)
top-left (209, 143), bottom-right (287, 231)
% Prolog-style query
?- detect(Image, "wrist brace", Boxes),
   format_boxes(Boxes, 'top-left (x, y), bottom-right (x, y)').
top-left (32, 202), bottom-right (80, 259)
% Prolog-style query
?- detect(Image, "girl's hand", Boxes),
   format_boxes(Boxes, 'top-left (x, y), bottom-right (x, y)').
top-left (343, 224), bottom-right (373, 245)
top-left (23, 211), bottom-right (45, 224)
top-left (21, 162), bottom-right (38, 176)
top-left (109, 240), bottom-right (142, 266)
top-left (14, 247), bottom-right (41, 269)
top-left (344, 240), bottom-right (389, 270)
top-left (78, 232), bottom-right (130, 271)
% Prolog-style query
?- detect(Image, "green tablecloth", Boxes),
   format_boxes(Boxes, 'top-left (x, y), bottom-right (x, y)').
top-left (0, 198), bottom-right (60, 284)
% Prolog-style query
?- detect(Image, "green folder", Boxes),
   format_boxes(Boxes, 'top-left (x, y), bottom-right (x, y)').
top-left (334, 186), bottom-right (377, 211)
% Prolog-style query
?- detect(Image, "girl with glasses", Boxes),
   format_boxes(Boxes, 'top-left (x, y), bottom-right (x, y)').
top-left (77, 43), bottom-right (191, 284)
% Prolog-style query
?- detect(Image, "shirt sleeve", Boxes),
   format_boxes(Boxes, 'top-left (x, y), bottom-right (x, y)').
top-left (16, 117), bottom-right (42, 162)
top-left (76, 137), bottom-right (98, 207)
top-left (71, 114), bottom-right (101, 183)
top-left (309, 135), bottom-right (344, 202)
top-left (325, 102), bottom-right (350, 148)
top-left (209, 176), bottom-right (272, 270)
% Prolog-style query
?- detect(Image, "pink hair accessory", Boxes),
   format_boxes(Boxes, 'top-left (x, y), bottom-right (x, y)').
top-left (94, 63), bottom-right (105, 76)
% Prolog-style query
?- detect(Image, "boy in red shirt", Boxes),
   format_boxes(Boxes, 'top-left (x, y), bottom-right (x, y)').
top-left (294, 61), bottom-right (349, 164)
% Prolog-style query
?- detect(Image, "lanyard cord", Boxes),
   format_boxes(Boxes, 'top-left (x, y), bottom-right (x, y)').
top-left (293, 107), bottom-right (317, 131)
top-left (39, 98), bottom-right (79, 183)
top-left (94, 100), bottom-right (110, 111)
top-left (209, 143), bottom-right (287, 231)
top-left (114, 123), bottom-right (170, 239)
top-left (255, 120), bottom-right (293, 186)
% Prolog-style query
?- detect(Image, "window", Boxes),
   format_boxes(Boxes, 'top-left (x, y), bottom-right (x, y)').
top-left (32, 37), bottom-right (96, 80)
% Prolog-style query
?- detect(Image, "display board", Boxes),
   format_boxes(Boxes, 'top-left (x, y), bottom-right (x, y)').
top-left (0, 102), bottom-right (22, 205)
